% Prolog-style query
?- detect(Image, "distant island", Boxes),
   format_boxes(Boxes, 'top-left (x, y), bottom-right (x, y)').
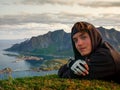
top-left (4, 53), bottom-right (68, 72)
top-left (4, 53), bottom-right (43, 62)
top-left (18, 56), bottom-right (43, 61)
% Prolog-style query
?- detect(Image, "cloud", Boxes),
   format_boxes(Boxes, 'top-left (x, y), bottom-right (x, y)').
top-left (0, 13), bottom-right (74, 25)
top-left (21, 0), bottom-right (120, 7)
top-left (0, 0), bottom-right (22, 5)
top-left (84, 1), bottom-right (120, 7)
top-left (22, 0), bottom-right (76, 5)
top-left (0, 0), bottom-right (120, 39)
top-left (0, 11), bottom-right (120, 26)
top-left (0, 22), bottom-right (71, 39)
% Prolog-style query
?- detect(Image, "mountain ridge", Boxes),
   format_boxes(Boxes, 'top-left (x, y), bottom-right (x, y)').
top-left (5, 27), bottom-right (120, 56)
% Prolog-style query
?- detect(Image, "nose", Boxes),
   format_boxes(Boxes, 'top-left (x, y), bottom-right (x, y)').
top-left (76, 38), bottom-right (83, 46)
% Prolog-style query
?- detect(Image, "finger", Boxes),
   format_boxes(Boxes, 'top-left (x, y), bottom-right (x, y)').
top-left (73, 68), bottom-right (79, 75)
top-left (76, 68), bottom-right (82, 74)
top-left (73, 68), bottom-right (88, 76)
top-left (76, 68), bottom-right (86, 76)
top-left (71, 67), bottom-right (77, 73)
top-left (71, 66), bottom-right (84, 75)
top-left (78, 64), bottom-right (86, 72)
top-left (82, 69), bottom-right (89, 75)
top-left (79, 61), bottom-right (89, 71)
top-left (84, 64), bottom-right (89, 71)
top-left (78, 64), bottom-right (89, 75)
top-left (83, 64), bottom-right (89, 75)
top-left (74, 68), bottom-right (83, 75)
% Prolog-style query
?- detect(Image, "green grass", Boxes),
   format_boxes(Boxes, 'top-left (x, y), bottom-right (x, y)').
top-left (0, 74), bottom-right (120, 90)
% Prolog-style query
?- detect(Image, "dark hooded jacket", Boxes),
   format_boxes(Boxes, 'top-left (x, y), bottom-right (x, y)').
top-left (58, 22), bottom-right (120, 83)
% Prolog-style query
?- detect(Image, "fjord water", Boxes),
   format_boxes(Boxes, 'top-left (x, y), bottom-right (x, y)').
top-left (0, 40), bottom-right (57, 79)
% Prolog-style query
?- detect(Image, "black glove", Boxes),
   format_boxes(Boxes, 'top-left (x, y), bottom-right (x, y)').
top-left (67, 58), bottom-right (88, 75)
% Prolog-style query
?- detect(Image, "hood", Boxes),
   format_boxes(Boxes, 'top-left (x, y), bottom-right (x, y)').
top-left (71, 22), bottom-right (103, 60)
top-left (104, 42), bottom-right (120, 73)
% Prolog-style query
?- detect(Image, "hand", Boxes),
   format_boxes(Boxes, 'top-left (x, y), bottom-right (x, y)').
top-left (70, 60), bottom-right (89, 76)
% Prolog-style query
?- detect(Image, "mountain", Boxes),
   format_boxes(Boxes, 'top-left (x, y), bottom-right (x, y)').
top-left (5, 29), bottom-right (73, 56)
top-left (98, 27), bottom-right (120, 50)
top-left (5, 27), bottom-right (120, 56)
top-left (0, 39), bottom-right (27, 50)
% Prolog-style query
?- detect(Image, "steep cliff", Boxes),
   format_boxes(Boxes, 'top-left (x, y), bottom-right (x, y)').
top-left (5, 29), bottom-right (73, 56)
top-left (5, 27), bottom-right (120, 56)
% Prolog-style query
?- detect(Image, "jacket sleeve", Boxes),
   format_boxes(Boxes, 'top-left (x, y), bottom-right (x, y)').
top-left (58, 64), bottom-right (79, 78)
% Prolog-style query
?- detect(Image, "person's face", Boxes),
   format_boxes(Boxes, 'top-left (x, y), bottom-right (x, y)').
top-left (72, 32), bottom-right (92, 56)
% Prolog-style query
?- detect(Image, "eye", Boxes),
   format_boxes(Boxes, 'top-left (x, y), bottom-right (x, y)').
top-left (73, 38), bottom-right (78, 43)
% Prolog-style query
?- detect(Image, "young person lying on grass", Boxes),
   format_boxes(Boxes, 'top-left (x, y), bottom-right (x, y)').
top-left (58, 21), bottom-right (120, 83)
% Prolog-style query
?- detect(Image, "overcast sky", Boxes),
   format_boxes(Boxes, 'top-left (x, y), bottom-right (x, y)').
top-left (0, 0), bottom-right (120, 39)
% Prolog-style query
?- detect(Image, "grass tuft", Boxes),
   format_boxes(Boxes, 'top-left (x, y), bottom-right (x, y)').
top-left (0, 74), bottom-right (120, 90)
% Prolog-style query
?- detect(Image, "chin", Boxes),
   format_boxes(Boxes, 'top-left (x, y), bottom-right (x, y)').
top-left (80, 53), bottom-right (86, 56)
top-left (80, 52), bottom-right (89, 56)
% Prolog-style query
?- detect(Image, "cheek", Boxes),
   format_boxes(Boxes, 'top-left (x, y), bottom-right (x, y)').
top-left (75, 43), bottom-right (79, 50)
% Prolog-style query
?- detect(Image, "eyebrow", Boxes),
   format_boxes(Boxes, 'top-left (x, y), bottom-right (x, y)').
top-left (73, 32), bottom-right (86, 39)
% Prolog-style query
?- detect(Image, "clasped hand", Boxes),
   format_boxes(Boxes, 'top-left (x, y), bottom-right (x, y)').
top-left (71, 60), bottom-right (89, 76)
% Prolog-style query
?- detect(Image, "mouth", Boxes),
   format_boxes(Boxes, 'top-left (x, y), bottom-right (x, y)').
top-left (79, 47), bottom-right (86, 51)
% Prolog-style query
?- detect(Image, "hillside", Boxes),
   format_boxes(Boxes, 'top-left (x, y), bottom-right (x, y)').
top-left (98, 27), bottom-right (120, 50)
top-left (5, 27), bottom-right (120, 56)
top-left (5, 29), bottom-right (73, 56)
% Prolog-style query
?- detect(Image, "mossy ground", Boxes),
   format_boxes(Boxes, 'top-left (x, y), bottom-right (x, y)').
top-left (0, 74), bottom-right (120, 90)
